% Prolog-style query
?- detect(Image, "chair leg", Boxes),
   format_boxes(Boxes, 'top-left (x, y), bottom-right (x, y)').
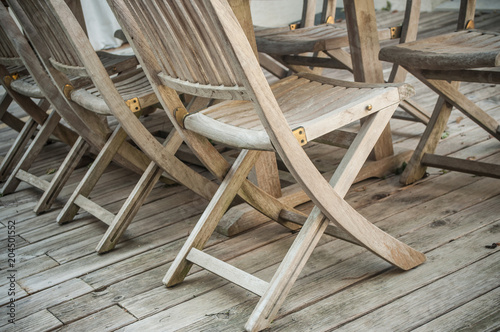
top-left (96, 130), bottom-right (184, 253)
top-left (96, 160), bottom-right (163, 253)
top-left (246, 105), bottom-right (423, 331)
top-left (57, 125), bottom-right (128, 224)
top-left (0, 117), bottom-right (37, 181)
top-left (246, 208), bottom-right (329, 332)
top-left (163, 149), bottom-right (261, 287)
top-left (34, 136), bottom-right (89, 214)
top-left (400, 96), bottom-right (454, 185)
top-left (1, 111), bottom-right (62, 195)
top-left (0, 93), bottom-right (14, 125)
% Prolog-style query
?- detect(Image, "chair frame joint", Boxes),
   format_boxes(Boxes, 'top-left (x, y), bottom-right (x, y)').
top-left (3, 73), bottom-right (18, 88)
top-left (292, 126), bottom-right (307, 146)
top-left (125, 97), bottom-right (141, 112)
top-left (174, 106), bottom-right (190, 129)
top-left (63, 84), bottom-right (74, 100)
top-left (390, 26), bottom-right (402, 39)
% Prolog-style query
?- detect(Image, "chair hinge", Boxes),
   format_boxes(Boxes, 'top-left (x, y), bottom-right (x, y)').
top-left (126, 97), bottom-right (141, 112)
top-left (63, 84), bottom-right (74, 100)
top-left (174, 106), bottom-right (190, 129)
top-left (289, 23), bottom-right (299, 30)
top-left (465, 20), bottom-right (475, 29)
top-left (390, 26), bottom-right (402, 39)
top-left (292, 126), bottom-right (307, 146)
top-left (325, 15), bottom-right (335, 24)
top-left (3, 73), bottom-right (19, 88)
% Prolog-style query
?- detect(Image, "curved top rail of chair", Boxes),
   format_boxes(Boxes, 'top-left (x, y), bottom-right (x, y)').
top-left (379, 30), bottom-right (500, 70)
top-left (158, 72), bottom-right (249, 100)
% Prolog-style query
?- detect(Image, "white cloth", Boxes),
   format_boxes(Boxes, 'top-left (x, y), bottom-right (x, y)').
top-left (81, 0), bottom-right (122, 50)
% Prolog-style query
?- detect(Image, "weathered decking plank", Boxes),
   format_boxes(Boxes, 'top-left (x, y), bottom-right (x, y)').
top-left (0, 8), bottom-right (499, 332)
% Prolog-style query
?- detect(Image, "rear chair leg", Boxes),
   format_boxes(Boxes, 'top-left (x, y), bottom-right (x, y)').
top-left (0, 117), bottom-right (37, 181)
top-left (96, 130), bottom-right (184, 253)
top-left (34, 136), bottom-right (89, 214)
top-left (1, 111), bottom-right (62, 195)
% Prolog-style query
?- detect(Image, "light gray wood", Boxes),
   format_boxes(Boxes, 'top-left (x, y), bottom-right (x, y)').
top-left (187, 248), bottom-right (269, 296)
top-left (412, 287), bottom-right (500, 332)
top-left (2, 7), bottom-right (498, 332)
top-left (381, 0), bottom-right (500, 184)
top-left (334, 251), bottom-right (499, 331)
top-left (57, 125), bottom-right (129, 224)
top-left (34, 135), bottom-right (89, 214)
top-left (0, 117), bottom-right (37, 181)
top-left (116, 1), bottom-right (425, 331)
top-left (57, 305), bottom-right (136, 332)
top-left (1, 310), bottom-right (62, 332)
top-left (13, 169), bottom-right (50, 191)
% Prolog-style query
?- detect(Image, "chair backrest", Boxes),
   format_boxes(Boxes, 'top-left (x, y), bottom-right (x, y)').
top-left (123, 0), bottom-right (252, 101)
top-left (6, 0), bottom-right (111, 137)
top-left (13, 0), bottom-right (87, 76)
top-left (121, 0), bottom-right (305, 158)
top-left (0, 15), bottom-right (22, 66)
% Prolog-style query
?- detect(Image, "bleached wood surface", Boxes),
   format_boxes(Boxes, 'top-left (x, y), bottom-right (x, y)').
top-left (0, 8), bottom-right (499, 332)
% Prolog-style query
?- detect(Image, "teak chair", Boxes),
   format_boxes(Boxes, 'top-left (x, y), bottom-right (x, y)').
top-left (12, 0), bottom-right (225, 253)
top-left (101, 0), bottom-right (426, 330)
top-left (379, 0), bottom-right (500, 184)
top-left (0, 1), bottom-right (155, 217)
top-left (0, 8), bottom-right (76, 181)
top-left (256, 0), bottom-right (431, 124)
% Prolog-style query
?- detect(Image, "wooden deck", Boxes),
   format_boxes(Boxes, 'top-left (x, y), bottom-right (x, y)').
top-left (1, 9), bottom-right (499, 332)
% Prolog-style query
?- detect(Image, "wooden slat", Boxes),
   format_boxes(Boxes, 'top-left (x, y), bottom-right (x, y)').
top-left (74, 195), bottom-right (115, 225)
top-left (15, 169), bottom-right (50, 191)
top-left (422, 153), bottom-right (500, 178)
top-left (1, 310), bottom-right (62, 332)
top-left (187, 248), bottom-right (269, 296)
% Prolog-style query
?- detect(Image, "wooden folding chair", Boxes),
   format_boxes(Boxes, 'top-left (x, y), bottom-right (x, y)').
top-left (2, 1), bottom-right (167, 220)
top-left (98, 0), bottom-right (425, 330)
top-left (256, 0), bottom-right (431, 124)
top-left (379, 0), bottom-right (500, 185)
top-left (0, 9), bottom-right (76, 181)
top-left (8, 0), bottom-right (226, 253)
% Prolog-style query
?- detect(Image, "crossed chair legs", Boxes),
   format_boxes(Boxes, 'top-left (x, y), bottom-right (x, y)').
top-left (163, 104), bottom-right (426, 331)
top-left (401, 72), bottom-right (500, 185)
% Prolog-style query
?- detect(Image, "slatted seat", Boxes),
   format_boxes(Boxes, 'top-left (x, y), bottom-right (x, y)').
top-left (255, 0), bottom-right (431, 125)
top-left (379, 0), bottom-right (500, 184)
top-left (99, 0), bottom-right (427, 331)
top-left (69, 68), bottom-right (157, 115)
top-left (186, 73), bottom-right (412, 150)
top-left (381, 30), bottom-right (500, 70)
top-left (257, 22), bottom-right (391, 55)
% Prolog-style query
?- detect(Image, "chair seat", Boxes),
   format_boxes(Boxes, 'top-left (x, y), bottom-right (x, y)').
top-left (379, 30), bottom-right (500, 70)
top-left (10, 75), bottom-right (45, 98)
top-left (70, 68), bottom-right (157, 115)
top-left (184, 73), bottom-right (412, 150)
top-left (256, 24), bottom-right (392, 55)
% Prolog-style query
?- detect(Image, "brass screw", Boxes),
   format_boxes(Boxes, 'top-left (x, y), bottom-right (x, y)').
top-left (366, 104), bottom-right (373, 111)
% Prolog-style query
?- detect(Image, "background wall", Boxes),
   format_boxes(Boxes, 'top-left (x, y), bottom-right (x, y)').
top-left (250, 0), bottom-right (450, 27)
